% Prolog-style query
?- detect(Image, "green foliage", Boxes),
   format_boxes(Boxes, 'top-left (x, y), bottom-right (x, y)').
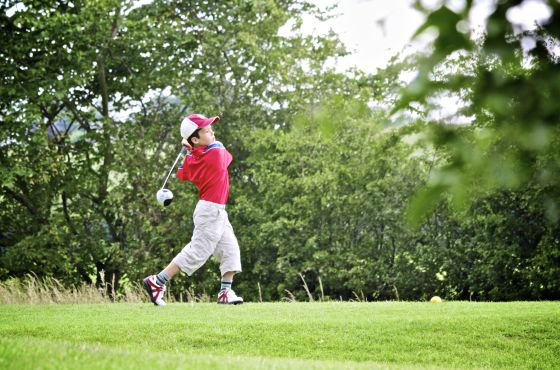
top-left (234, 92), bottom-right (559, 301)
top-left (400, 0), bottom-right (560, 225)
top-left (1, 1), bottom-right (558, 303)
top-left (0, 0), bottom-right (347, 295)
top-left (234, 96), bottom-right (435, 300)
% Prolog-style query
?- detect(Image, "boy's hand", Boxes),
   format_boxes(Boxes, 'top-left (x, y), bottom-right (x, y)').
top-left (182, 138), bottom-right (192, 150)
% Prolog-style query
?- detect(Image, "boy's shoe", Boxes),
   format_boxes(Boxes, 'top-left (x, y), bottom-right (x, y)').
top-left (143, 275), bottom-right (167, 306)
top-left (217, 288), bottom-right (244, 305)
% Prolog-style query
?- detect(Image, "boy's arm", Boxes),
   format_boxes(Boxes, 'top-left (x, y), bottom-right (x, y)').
top-left (177, 141), bottom-right (192, 181)
top-left (176, 156), bottom-right (189, 181)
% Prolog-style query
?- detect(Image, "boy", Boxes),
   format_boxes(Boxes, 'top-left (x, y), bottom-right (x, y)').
top-left (143, 113), bottom-right (243, 306)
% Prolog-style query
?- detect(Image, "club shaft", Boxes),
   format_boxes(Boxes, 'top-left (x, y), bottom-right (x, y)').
top-left (161, 146), bottom-right (186, 189)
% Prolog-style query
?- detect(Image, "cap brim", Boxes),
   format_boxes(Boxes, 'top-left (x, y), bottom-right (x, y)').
top-left (199, 116), bottom-right (220, 128)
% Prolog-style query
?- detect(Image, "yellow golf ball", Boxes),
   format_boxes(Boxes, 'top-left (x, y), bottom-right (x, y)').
top-left (430, 296), bottom-right (442, 303)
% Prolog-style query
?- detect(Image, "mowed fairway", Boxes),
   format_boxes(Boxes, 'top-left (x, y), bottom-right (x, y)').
top-left (0, 301), bottom-right (558, 369)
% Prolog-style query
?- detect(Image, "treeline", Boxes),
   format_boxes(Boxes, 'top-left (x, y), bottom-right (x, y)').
top-left (1, 0), bottom-right (558, 301)
top-left (235, 117), bottom-right (559, 301)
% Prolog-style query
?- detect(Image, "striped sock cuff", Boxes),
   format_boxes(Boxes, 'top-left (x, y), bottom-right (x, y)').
top-left (156, 271), bottom-right (170, 285)
top-left (220, 281), bottom-right (232, 290)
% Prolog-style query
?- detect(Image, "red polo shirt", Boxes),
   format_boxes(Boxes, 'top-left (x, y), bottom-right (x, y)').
top-left (176, 141), bottom-right (232, 205)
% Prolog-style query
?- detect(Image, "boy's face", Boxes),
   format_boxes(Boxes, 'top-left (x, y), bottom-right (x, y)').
top-left (193, 126), bottom-right (215, 147)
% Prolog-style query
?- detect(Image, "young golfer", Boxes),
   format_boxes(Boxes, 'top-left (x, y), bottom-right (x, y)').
top-left (143, 113), bottom-right (243, 306)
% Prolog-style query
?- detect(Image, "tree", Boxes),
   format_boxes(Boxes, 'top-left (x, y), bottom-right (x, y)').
top-left (234, 92), bottom-right (435, 301)
top-left (0, 0), bottom-right (347, 297)
top-left (398, 0), bottom-right (560, 226)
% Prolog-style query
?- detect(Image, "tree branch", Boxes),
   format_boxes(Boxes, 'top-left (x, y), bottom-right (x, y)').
top-left (97, 56), bottom-right (109, 118)
top-left (63, 98), bottom-right (91, 132)
top-left (2, 186), bottom-right (47, 224)
top-left (62, 191), bottom-right (79, 235)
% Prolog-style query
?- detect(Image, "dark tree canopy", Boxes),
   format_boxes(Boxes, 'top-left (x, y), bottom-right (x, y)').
top-left (1, 0), bottom-right (558, 301)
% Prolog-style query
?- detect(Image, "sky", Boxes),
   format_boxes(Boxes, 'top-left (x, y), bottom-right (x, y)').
top-left (297, 0), bottom-right (425, 74)
top-left (296, 0), bottom-right (555, 74)
top-left (293, 0), bottom-right (556, 122)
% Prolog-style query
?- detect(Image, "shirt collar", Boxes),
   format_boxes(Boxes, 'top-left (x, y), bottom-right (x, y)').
top-left (188, 141), bottom-right (224, 159)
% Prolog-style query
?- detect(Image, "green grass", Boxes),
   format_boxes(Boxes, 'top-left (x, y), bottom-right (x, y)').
top-left (0, 302), bottom-right (558, 369)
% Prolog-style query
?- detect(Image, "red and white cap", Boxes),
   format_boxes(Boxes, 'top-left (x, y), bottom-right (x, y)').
top-left (180, 114), bottom-right (220, 139)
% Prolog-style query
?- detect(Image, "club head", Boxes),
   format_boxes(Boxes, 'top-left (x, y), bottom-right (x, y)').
top-left (156, 189), bottom-right (174, 207)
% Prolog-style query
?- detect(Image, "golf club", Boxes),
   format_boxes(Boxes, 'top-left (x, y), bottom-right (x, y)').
top-left (156, 146), bottom-right (186, 206)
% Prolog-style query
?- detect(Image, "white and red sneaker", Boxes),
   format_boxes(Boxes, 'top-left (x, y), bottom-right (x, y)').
top-left (143, 275), bottom-right (167, 306)
top-left (217, 288), bottom-right (244, 305)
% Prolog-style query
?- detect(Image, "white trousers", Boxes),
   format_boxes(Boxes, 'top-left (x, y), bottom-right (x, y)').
top-left (172, 200), bottom-right (242, 277)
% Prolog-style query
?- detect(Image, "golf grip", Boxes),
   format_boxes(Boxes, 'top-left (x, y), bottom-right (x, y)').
top-left (161, 146), bottom-right (187, 190)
